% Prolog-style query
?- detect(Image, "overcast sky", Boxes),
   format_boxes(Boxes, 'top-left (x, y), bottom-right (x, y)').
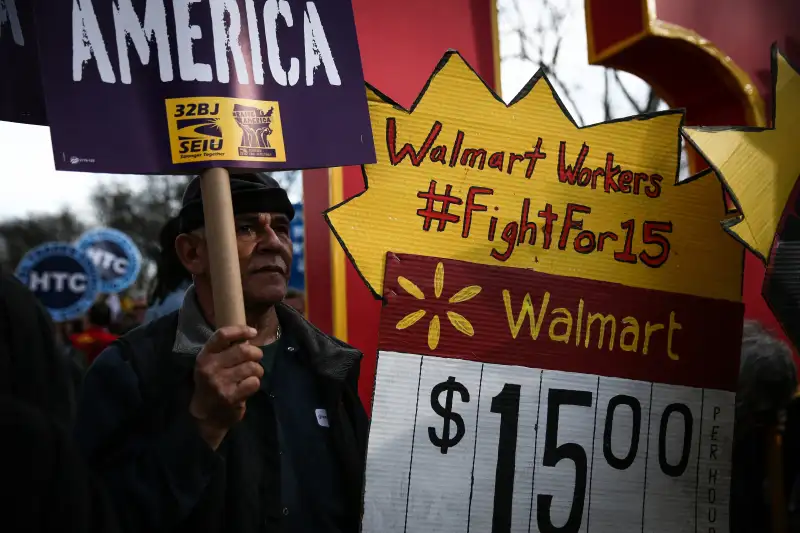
top-left (0, 0), bottom-right (649, 223)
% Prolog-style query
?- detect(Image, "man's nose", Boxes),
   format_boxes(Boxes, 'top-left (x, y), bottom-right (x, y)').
top-left (254, 220), bottom-right (283, 251)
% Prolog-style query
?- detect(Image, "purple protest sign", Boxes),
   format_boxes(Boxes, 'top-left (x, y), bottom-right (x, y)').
top-left (32, 0), bottom-right (375, 174)
top-left (0, 0), bottom-right (46, 125)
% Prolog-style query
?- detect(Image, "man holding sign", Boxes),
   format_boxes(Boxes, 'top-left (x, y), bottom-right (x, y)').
top-left (75, 174), bottom-right (367, 533)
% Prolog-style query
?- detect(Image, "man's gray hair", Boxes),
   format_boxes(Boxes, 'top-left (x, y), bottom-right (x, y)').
top-left (737, 320), bottom-right (797, 429)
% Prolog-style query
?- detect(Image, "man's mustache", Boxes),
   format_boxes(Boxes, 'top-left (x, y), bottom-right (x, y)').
top-left (249, 259), bottom-right (288, 275)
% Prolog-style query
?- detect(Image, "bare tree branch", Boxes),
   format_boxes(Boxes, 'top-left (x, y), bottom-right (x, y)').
top-left (541, 65), bottom-right (587, 125)
top-left (502, 0), bottom-right (587, 124)
top-left (644, 88), bottom-right (661, 113)
top-left (499, 0), bottom-right (666, 126)
top-left (551, 36), bottom-right (562, 67)
top-left (612, 70), bottom-right (647, 114)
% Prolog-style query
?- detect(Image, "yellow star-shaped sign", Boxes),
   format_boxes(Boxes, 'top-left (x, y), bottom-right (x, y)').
top-left (327, 51), bottom-right (742, 302)
top-left (683, 46), bottom-right (800, 263)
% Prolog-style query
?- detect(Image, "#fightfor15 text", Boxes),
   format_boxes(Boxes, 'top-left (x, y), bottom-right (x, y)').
top-left (387, 118), bottom-right (676, 269)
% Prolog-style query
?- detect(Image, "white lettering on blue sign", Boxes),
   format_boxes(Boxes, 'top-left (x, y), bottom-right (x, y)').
top-left (72, 0), bottom-right (340, 86)
top-left (112, 0), bottom-right (173, 83)
top-left (86, 247), bottom-right (129, 275)
top-left (28, 271), bottom-right (87, 293)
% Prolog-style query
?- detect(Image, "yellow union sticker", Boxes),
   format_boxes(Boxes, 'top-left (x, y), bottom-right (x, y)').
top-left (326, 52), bottom-right (743, 302)
top-left (165, 97), bottom-right (286, 164)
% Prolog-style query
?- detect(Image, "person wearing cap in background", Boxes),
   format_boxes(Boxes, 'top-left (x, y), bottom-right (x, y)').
top-left (74, 173), bottom-right (367, 533)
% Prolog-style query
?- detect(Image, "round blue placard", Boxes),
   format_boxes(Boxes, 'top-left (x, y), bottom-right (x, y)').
top-left (15, 242), bottom-right (101, 322)
top-left (75, 228), bottom-right (142, 294)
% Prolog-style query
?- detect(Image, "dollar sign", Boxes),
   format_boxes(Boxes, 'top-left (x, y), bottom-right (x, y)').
top-left (428, 376), bottom-right (470, 454)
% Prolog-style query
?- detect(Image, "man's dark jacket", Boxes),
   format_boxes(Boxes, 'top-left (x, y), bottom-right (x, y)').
top-left (74, 294), bottom-right (368, 533)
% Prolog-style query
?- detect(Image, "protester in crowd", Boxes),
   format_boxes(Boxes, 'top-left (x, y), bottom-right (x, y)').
top-left (730, 320), bottom-right (797, 533)
top-left (0, 274), bottom-right (120, 532)
top-left (1, 274), bottom-right (76, 428)
top-left (284, 287), bottom-right (305, 315)
top-left (145, 216), bottom-right (193, 324)
top-left (69, 302), bottom-right (119, 366)
top-left (75, 173), bottom-right (367, 533)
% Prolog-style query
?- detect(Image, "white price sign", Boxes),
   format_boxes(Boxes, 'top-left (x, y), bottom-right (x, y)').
top-left (363, 354), bottom-right (733, 533)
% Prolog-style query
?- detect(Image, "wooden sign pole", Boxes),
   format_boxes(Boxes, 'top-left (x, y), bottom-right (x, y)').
top-left (199, 168), bottom-right (246, 327)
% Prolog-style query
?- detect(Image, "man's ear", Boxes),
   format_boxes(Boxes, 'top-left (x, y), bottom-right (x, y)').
top-left (175, 233), bottom-right (207, 276)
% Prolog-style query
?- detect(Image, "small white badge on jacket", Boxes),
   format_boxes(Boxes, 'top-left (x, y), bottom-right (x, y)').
top-left (315, 409), bottom-right (329, 427)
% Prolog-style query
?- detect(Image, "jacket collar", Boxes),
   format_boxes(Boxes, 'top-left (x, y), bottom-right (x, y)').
top-left (172, 285), bottom-right (362, 381)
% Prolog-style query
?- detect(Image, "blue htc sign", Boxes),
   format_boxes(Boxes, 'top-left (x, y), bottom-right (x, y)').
top-left (289, 203), bottom-right (304, 291)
